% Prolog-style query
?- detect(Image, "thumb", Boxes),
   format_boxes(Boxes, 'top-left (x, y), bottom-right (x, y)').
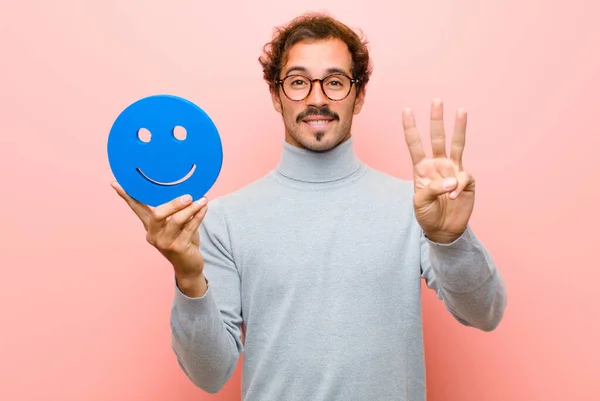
top-left (415, 177), bottom-right (457, 204)
top-left (111, 180), bottom-right (152, 228)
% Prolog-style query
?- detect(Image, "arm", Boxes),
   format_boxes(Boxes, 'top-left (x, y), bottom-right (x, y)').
top-left (400, 100), bottom-right (507, 330)
top-left (110, 183), bottom-right (243, 392)
top-left (170, 199), bottom-right (244, 393)
top-left (420, 225), bottom-right (507, 331)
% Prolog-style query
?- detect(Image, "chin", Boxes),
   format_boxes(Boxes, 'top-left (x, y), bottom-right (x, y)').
top-left (298, 132), bottom-right (342, 152)
top-left (286, 120), bottom-right (350, 152)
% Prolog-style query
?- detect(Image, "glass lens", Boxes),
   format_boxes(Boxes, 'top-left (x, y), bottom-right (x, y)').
top-left (283, 75), bottom-right (311, 101)
top-left (322, 74), bottom-right (351, 100)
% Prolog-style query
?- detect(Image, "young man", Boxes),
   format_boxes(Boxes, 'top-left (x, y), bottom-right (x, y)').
top-left (113, 12), bottom-right (507, 401)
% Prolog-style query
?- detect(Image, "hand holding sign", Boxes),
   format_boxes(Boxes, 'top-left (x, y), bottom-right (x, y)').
top-left (108, 94), bottom-right (222, 297)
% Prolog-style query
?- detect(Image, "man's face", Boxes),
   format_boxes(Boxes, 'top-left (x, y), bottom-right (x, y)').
top-left (270, 38), bottom-right (365, 152)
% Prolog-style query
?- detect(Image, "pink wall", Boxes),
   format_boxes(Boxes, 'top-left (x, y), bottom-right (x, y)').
top-left (1, 1), bottom-right (598, 400)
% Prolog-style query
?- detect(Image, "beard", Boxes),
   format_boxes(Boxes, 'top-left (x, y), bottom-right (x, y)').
top-left (283, 104), bottom-right (354, 152)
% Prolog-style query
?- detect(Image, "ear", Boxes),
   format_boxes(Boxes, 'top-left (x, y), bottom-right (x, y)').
top-left (270, 87), bottom-right (283, 114)
top-left (352, 86), bottom-right (366, 115)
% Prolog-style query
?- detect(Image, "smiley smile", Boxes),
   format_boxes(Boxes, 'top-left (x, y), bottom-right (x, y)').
top-left (137, 165), bottom-right (196, 186)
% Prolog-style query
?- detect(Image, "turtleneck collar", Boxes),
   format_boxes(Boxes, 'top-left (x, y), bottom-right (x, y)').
top-left (275, 136), bottom-right (363, 183)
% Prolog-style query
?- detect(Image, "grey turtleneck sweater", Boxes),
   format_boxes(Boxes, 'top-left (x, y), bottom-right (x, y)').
top-left (169, 137), bottom-right (506, 401)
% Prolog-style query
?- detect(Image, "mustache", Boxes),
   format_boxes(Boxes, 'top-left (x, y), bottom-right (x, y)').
top-left (296, 106), bottom-right (339, 123)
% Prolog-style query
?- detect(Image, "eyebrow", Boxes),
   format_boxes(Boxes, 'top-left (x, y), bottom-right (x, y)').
top-left (283, 66), bottom-right (350, 77)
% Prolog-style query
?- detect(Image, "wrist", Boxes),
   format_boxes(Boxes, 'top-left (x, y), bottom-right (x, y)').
top-left (175, 272), bottom-right (208, 298)
top-left (424, 230), bottom-right (463, 244)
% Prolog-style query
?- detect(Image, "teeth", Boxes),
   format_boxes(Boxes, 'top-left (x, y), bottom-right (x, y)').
top-left (306, 120), bottom-right (330, 125)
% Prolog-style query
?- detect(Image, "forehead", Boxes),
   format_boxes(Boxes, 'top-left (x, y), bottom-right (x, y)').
top-left (282, 38), bottom-right (353, 76)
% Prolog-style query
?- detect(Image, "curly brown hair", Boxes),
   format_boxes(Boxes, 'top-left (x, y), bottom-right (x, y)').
top-left (258, 12), bottom-right (373, 95)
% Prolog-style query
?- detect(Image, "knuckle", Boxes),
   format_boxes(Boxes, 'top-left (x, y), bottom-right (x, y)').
top-left (145, 232), bottom-right (157, 246)
top-left (155, 239), bottom-right (171, 252)
top-left (149, 233), bottom-right (168, 250)
top-left (169, 242), bottom-right (186, 254)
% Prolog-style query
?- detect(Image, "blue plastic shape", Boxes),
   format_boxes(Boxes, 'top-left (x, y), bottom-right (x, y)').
top-left (107, 94), bottom-right (223, 207)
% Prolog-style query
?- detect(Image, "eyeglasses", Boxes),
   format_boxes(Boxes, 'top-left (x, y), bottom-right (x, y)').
top-left (276, 73), bottom-right (360, 102)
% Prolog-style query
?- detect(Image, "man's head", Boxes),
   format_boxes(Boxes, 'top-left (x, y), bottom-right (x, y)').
top-left (259, 13), bottom-right (373, 152)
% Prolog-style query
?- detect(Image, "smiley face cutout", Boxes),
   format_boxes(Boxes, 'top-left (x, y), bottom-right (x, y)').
top-left (107, 94), bottom-right (223, 207)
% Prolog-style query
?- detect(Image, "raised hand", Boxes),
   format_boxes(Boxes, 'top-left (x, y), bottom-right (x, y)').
top-left (401, 99), bottom-right (475, 244)
top-left (111, 181), bottom-right (209, 296)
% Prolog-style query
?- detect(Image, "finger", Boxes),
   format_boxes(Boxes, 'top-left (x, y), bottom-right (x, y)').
top-left (448, 171), bottom-right (475, 199)
top-left (150, 193), bottom-right (196, 230)
top-left (430, 98), bottom-right (447, 158)
top-left (161, 197), bottom-right (208, 240)
top-left (111, 181), bottom-right (152, 223)
top-left (402, 108), bottom-right (426, 165)
top-left (449, 108), bottom-right (467, 170)
top-left (179, 203), bottom-right (209, 244)
top-left (415, 176), bottom-right (458, 205)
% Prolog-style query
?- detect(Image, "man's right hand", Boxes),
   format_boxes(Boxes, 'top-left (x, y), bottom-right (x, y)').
top-left (111, 181), bottom-right (209, 298)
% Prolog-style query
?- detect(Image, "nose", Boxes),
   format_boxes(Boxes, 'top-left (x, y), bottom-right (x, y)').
top-left (306, 80), bottom-right (328, 107)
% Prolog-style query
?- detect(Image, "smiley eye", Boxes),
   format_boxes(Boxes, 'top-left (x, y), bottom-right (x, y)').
top-left (173, 125), bottom-right (187, 141)
top-left (137, 127), bottom-right (151, 143)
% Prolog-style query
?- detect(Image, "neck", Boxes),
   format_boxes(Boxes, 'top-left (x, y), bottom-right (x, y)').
top-left (275, 136), bottom-right (362, 183)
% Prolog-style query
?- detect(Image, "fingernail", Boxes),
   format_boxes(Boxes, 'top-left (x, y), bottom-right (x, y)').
top-left (196, 197), bottom-right (208, 206)
top-left (180, 194), bottom-right (192, 204)
top-left (444, 178), bottom-right (456, 189)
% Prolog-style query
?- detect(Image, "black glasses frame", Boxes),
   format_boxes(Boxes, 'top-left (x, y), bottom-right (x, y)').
top-left (275, 73), bottom-right (360, 102)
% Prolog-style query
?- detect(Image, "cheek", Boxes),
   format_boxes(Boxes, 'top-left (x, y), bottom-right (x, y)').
top-left (281, 103), bottom-right (301, 121)
top-left (338, 103), bottom-right (356, 118)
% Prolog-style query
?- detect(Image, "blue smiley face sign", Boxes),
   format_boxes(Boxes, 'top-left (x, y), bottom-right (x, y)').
top-left (107, 94), bottom-right (223, 207)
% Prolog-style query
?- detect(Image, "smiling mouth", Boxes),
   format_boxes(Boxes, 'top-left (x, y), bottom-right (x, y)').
top-left (136, 165), bottom-right (196, 186)
top-left (303, 118), bottom-right (335, 129)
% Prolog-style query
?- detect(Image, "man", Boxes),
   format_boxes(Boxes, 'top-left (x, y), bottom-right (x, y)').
top-left (112, 12), bottom-right (506, 401)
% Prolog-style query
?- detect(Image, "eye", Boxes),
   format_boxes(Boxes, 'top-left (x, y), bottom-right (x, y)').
top-left (173, 125), bottom-right (187, 141)
top-left (325, 77), bottom-right (345, 87)
top-left (137, 127), bottom-right (151, 143)
top-left (287, 76), bottom-right (309, 88)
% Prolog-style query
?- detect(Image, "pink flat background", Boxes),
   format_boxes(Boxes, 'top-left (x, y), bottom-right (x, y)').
top-left (1, 1), bottom-right (598, 400)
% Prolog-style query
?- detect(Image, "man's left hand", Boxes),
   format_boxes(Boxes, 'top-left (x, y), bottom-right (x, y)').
top-left (401, 99), bottom-right (475, 244)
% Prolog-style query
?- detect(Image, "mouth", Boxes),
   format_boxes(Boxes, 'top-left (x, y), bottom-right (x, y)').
top-left (302, 117), bottom-right (335, 130)
top-left (137, 165), bottom-right (196, 186)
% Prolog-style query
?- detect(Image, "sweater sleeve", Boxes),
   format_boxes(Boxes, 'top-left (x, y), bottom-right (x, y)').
top-left (170, 199), bottom-right (244, 393)
top-left (420, 225), bottom-right (507, 331)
